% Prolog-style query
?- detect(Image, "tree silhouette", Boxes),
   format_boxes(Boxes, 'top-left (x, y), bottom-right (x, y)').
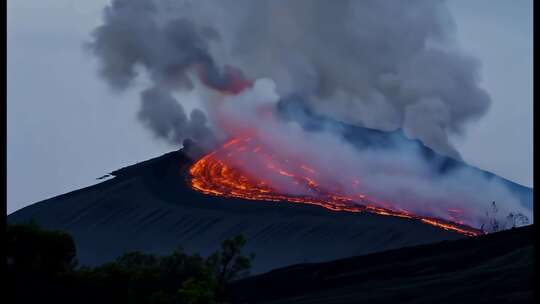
top-left (7, 220), bottom-right (77, 275)
top-left (481, 201), bottom-right (530, 233)
top-left (7, 223), bottom-right (254, 304)
top-left (179, 235), bottom-right (254, 304)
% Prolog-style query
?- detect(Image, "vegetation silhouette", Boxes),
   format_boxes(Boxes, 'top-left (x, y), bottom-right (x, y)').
top-left (7, 221), bottom-right (253, 304)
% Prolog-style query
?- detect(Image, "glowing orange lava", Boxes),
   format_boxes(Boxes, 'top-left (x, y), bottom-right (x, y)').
top-left (189, 137), bottom-right (482, 237)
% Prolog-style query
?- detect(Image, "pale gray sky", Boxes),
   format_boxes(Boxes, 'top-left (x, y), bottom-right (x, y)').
top-left (7, 0), bottom-right (533, 214)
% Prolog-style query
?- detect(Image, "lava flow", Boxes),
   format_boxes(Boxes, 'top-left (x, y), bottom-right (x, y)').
top-left (189, 137), bottom-right (482, 237)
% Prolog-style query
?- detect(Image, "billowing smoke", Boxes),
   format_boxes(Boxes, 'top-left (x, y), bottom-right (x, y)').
top-left (88, 0), bottom-right (530, 230)
top-left (89, 0), bottom-right (490, 158)
top-left (138, 87), bottom-right (214, 147)
top-left (87, 0), bottom-right (244, 151)
top-left (213, 79), bottom-right (532, 231)
top-left (212, 0), bottom-right (491, 159)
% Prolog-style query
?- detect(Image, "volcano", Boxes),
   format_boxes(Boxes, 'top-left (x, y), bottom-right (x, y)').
top-left (7, 113), bottom-right (533, 273)
top-left (3, 150), bottom-right (454, 273)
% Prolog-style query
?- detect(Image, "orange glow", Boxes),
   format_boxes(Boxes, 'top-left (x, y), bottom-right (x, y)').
top-left (189, 137), bottom-right (482, 237)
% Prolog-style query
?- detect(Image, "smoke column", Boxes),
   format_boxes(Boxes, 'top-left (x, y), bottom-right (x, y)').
top-left (190, 0), bottom-right (492, 159)
top-left (88, 0), bottom-right (248, 150)
top-left (89, 0), bottom-right (490, 159)
top-left (88, 0), bottom-right (531, 230)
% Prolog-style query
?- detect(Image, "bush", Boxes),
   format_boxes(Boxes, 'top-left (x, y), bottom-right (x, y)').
top-left (7, 221), bottom-right (253, 304)
top-left (7, 221), bottom-right (77, 275)
top-left (181, 235), bottom-right (254, 304)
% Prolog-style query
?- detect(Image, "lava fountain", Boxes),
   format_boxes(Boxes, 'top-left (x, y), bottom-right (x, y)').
top-left (189, 136), bottom-right (482, 237)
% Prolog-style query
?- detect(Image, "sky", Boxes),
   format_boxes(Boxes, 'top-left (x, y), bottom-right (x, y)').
top-left (6, 0), bottom-right (533, 214)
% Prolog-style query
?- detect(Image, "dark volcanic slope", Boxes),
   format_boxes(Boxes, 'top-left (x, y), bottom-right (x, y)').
top-left (231, 225), bottom-right (535, 304)
top-left (8, 149), bottom-right (463, 273)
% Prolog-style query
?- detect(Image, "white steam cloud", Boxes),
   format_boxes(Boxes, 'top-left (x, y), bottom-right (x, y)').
top-left (213, 79), bottom-right (532, 231)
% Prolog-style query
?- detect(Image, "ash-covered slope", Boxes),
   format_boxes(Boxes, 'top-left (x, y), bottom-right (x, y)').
top-left (231, 225), bottom-right (535, 304)
top-left (9, 148), bottom-right (463, 274)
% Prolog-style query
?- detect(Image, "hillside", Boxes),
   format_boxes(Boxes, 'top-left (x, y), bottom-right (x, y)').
top-left (8, 107), bottom-right (533, 273)
top-left (8, 148), bottom-right (464, 274)
top-left (231, 225), bottom-right (535, 304)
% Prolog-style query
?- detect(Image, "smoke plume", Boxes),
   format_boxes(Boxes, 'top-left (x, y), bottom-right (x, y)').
top-left (191, 0), bottom-right (491, 158)
top-left (138, 87), bottom-right (214, 147)
top-left (88, 0), bottom-right (531, 229)
top-left (214, 79), bottom-right (531, 231)
top-left (89, 0), bottom-right (490, 158)
top-left (88, 0), bottom-right (239, 150)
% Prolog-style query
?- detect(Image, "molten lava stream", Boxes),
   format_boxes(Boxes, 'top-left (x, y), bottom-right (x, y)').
top-left (189, 137), bottom-right (482, 237)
